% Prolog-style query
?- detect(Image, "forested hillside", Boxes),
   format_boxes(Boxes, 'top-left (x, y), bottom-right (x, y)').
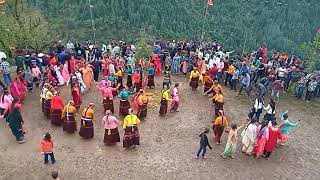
top-left (15, 0), bottom-right (320, 54)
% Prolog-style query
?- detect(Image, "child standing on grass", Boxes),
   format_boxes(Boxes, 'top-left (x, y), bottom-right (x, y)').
top-left (40, 132), bottom-right (56, 164)
top-left (222, 123), bottom-right (244, 158)
top-left (196, 128), bottom-right (212, 159)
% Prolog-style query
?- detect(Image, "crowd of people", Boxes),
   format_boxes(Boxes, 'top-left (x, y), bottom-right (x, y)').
top-left (0, 39), bottom-right (311, 168)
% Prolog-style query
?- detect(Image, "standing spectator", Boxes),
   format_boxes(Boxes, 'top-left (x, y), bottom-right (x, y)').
top-left (0, 58), bottom-right (12, 86)
top-left (239, 72), bottom-right (251, 96)
top-left (305, 77), bottom-right (318, 102)
top-left (295, 73), bottom-right (309, 98)
top-left (271, 79), bottom-right (284, 102)
top-left (230, 67), bottom-right (239, 91)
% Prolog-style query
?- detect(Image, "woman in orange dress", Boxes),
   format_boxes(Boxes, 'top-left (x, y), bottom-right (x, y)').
top-left (82, 64), bottom-right (93, 91)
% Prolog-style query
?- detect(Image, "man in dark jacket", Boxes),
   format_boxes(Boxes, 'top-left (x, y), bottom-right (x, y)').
top-left (196, 128), bottom-right (212, 158)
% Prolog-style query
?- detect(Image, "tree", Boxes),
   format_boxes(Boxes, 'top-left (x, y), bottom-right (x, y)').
top-left (0, 0), bottom-right (50, 56)
top-left (135, 29), bottom-right (153, 60)
top-left (300, 33), bottom-right (320, 72)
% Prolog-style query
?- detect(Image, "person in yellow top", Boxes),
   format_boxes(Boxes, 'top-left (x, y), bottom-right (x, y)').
top-left (114, 67), bottom-right (124, 89)
top-left (225, 62), bottom-right (235, 86)
top-left (159, 87), bottom-right (172, 116)
top-left (213, 110), bottom-right (229, 144)
top-left (210, 90), bottom-right (224, 117)
top-left (189, 67), bottom-right (200, 90)
top-left (44, 86), bottom-right (54, 119)
top-left (123, 109), bottom-right (141, 149)
top-left (79, 103), bottom-right (95, 139)
top-left (62, 101), bottom-right (78, 133)
top-left (137, 89), bottom-right (148, 120)
top-left (205, 80), bottom-right (223, 97)
top-left (203, 73), bottom-right (214, 95)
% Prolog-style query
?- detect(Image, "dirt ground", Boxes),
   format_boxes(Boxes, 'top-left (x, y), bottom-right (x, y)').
top-left (0, 75), bottom-right (319, 180)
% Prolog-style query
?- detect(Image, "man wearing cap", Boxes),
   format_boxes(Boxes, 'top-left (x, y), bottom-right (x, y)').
top-left (79, 103), bottom-right (95, 139)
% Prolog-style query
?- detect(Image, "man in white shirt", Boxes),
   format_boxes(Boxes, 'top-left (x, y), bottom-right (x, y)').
top-left (277, 66), bottom-right (287, 78)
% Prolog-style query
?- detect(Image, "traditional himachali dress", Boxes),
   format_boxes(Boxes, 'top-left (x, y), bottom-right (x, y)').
top-left (126, 66), bottom-right (133, 88)
top-left (82, 66), bottom-right (93, 91)
top-left (102, 115), bottom-right (120, 145)
top-left (241, 123), bottom-right (257, 155)
top-left (123, 113), bottom-right (141, 148)
top-left (264, 122), bottom-right (281, 158)
top-left (212, 93), bottom-right (224, 117)
top-left (147, 66), bottom-right (155, 88)
top-left (114, 69), bottom-right (123, 90)
top-left (119, 90), bottom-right (133, 117)
top-left (254, 124), bottom-right (269, 158)
top-left (9, 78), bottom-right (26, 103)
top-left (203, 75), bottom-right (214, 94)
top-left (132, 71), bottom-right (141, 92)
top-left (137, 93), bottom-right (148, 120)
top-left (152, 54), bottom-right (162, 76)
top-left (189, 70), bottom-right (200, 90)
top-left (159, 89), bottom-right (171, 116)
top-left (170, 86), bottom-right (180, 112)
top-left (0, 93), bottom-right (13, 119)
top-left (79, 106), bottom-right (95, 139)
top-left (62, 62), bottom-right (70, 83)
top-left (54, 65), bottom-right (65, 85)
top-left (62, 103), bottom-right (77, 133)
top-left (213, 115), bottom-right (228, 144)
top-left (108, 76), bottom-right (118, 96)
top-left (44, 89), bottom-right (53, 119)
top-left (71, 84), bottom-right (82, 110)
top-left (278, 112), bottom-right (299, 145)
top-left (99, 85), bottom-right (118, 113)
top-left (222, 128), bottom-right (239, 157)
top-left (50, 95), bottom-right (64, 126)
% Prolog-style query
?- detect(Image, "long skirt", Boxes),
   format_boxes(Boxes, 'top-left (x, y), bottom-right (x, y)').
top-left (147, 74), bottom-right (155, 88)
top-left (51, 109), bottom-right (62, 126)
top-left (79, 119), bottom-right (94, 139)
top-left (214, 102), bottom-right (224, 117)
top-left (103, 128), bottom-right (120, 145)
top-left (254, 137), bottom-right (267, 158)
top-left (159, 99), bottom-right (168, 116)
top-left (43, 99), bottom-right (51, 119)
top-left (119, 100), bottom-right (130, 117)
top-left (112, 83), bottom-right (118, 96)
top-left (190, 77), bottom-right (199, 90)
top-left (137, 103), bottom-right (148, 119)
top-left (118, 76), bottom-right (123, 89)
top-left (134, 82), bottom-right (141, 92)
top-left (204, 85), bottom-right (212, 94)
top-left (127, 75), bottom-right (133, 87)
top-left (27, 82), bottom-right (33, 92)
top-left (123, 126), bottom-right (140, 148)
top-left (63, 114), bottom-right (77, 133)
top-left (213, 124), bottom-right (224, 144)
top-left (103, 98), bottom-right (114, 113)
top-left (223, 142), bottom-right (237, 157)
top-left (170, 100), bottom-right (179, 111)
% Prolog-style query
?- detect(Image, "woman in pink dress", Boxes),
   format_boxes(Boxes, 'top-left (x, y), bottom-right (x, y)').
top-left (9, 76), bottom-right (26, 103)
top-left (254, 122), bottom-right (269, 158)
top-left (181, 59), bottom-right (189, 76)
top-left (62, 62), bottom-right (70, 83)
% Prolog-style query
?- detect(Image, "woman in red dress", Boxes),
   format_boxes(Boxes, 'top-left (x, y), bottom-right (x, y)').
top-left (71, 82), bottom-right (82, 110)
top-left (263, 121), bottom-right (281, 159)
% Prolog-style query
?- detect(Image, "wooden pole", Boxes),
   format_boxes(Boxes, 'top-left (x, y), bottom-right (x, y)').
top-left (200, 1), bottom-right (209, 42)
top-left (89, 0), bottom-right (96, 45)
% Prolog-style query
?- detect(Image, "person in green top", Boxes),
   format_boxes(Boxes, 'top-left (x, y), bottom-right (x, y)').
top-left (278, 111), bottom-right (299, 146)
top-left (15, 54), bottom-right (25, 73)
top-left (119, 85), bottom-right (134, 117)
top-left (7, 105), bottom-right (26, 143)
